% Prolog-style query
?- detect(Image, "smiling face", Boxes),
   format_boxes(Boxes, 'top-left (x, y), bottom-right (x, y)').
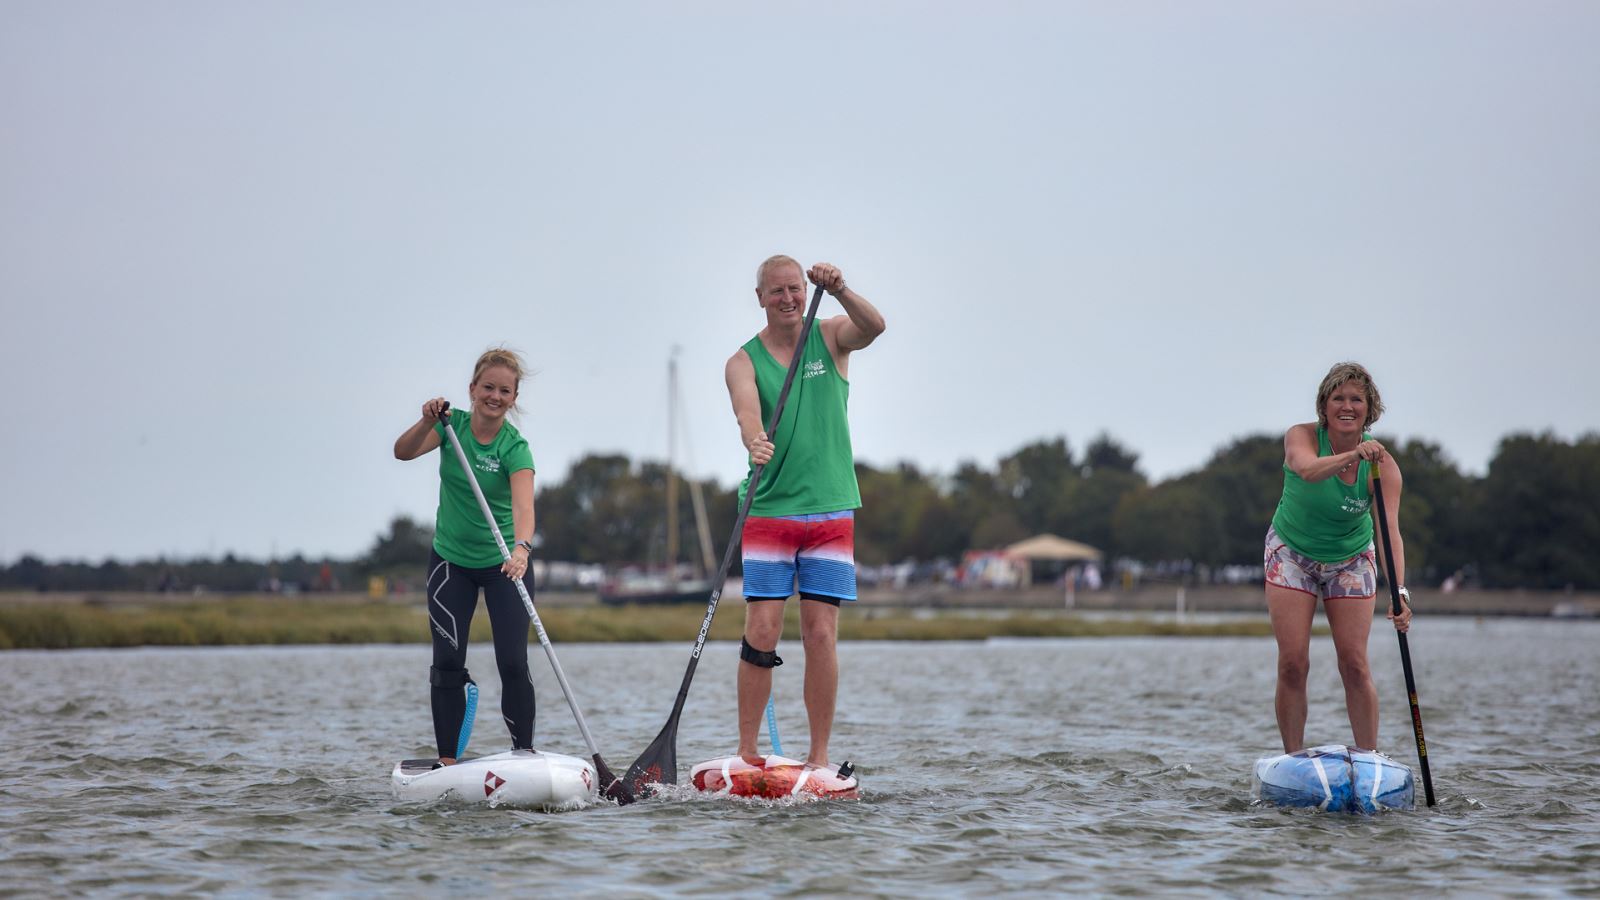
top-left (1322, 380), bottom-right (1369, 439)
top-left (755, 259), bottom-right (807, 324)
top-left (470, 364), bottom-right (519, 423)
top-left (1315, 361), bottom-right (1384, 433)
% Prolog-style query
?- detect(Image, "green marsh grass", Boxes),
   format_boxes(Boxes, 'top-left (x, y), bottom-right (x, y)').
top-left (0, 594), bottom-right (1278, 650)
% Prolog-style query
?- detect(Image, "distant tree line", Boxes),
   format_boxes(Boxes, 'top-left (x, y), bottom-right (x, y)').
top-left (2, 431), bottom-right (1595, 592)
top-left (844, 430), bottom-right (1596, 591)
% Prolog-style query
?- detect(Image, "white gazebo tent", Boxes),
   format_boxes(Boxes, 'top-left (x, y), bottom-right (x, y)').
top-left (1003, 534), bottom-right (1103, 587)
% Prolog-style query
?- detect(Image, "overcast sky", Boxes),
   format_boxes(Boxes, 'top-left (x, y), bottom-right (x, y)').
top-left (3, 1), bottom-right (1596, 564)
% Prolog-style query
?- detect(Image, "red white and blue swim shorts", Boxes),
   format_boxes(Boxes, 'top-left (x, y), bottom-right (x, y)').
top-left (1263, 525), bottom-right (1376, 601)
top-left (741, 511), bottom-right (857, 604)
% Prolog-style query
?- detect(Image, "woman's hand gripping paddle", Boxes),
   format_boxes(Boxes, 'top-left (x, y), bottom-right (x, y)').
top-left (1371, 463), bottom-right (1437, 807)
top-left (437, 405), bottom-right (635, 804)
top-left (620, 284), bottom-right (825, 798)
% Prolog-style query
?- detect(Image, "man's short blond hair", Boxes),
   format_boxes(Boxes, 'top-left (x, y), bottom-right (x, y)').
top-left (755, 254), bottom-right (804, 289)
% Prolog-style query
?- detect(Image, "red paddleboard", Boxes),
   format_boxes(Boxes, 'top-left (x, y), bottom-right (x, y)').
top-left (689, 755), bottom-right (859, 800)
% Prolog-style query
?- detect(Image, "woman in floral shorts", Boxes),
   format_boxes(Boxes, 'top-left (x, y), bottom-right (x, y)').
top-left (1265, 362), bottom-right (1413, 755)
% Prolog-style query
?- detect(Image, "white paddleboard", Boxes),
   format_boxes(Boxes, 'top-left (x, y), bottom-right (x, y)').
top-left (391, 749), bottom-right (597, 809)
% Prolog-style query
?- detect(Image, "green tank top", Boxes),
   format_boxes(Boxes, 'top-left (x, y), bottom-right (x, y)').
top-left (737, 320), bottom-right (862, 516)
top-left (432, 409), bottom-right (535, 568)
top-left (1270, 426), bottom-right (1373, 562)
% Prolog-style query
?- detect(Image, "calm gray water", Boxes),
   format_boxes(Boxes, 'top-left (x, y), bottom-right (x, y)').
top-left (1, 617), bottom-right (1597, 897)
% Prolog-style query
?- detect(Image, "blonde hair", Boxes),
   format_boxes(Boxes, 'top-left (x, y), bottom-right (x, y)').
top-left (755, 254), bottom-right (804, 289)
top-left (471, 346), bottom-right (528, 416)
top-left (1315, 361), bottom-right (1384, 429)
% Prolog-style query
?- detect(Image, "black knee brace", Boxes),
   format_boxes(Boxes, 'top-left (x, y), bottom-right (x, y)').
top-left (740, 637), bottom-right (783, 668)
top-left (429, 666), bottom-right (474, 688)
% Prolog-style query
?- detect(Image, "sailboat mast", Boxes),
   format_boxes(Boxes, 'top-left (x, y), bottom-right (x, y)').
top-left (688, 475), bottom-right (716, 578)
top-left (665, 350), bottom-right (680, 573)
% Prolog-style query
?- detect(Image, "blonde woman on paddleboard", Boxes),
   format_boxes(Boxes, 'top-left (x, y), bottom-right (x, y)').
top-left (1265, 361), bottom-right (1413, 754)
top-left (393, 347), bottom-right (537, 767)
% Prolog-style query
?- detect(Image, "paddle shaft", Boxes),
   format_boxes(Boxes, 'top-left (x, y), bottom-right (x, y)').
top-left (624, 284), bottom-right (825, 789)
top-left (662, 285), bottom-right (824, 716)
top-left (1371, 463), bottom-right (1436, 807)
top-left (438, 408), bottom-right (631, 802)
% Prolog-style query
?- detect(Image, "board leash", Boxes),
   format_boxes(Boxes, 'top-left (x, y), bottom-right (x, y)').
top-left (764, 693), bottom-right (783, 758)
top-left (454, 681), bottom-right (479, 760)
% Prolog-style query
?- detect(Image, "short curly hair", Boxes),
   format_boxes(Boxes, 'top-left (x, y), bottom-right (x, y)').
top-left (1315, 361), bottom-right (1384, 429)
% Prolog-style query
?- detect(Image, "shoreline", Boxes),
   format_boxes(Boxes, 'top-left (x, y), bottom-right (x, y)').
top-left (4, 583), bottom-right (1592, 616)
top-left (2, 585), bottom-right (1594, 651)
top-left (0, 591), bottom-right (1278, 650)
top-left (854, 584), bottom-right (1600, 618)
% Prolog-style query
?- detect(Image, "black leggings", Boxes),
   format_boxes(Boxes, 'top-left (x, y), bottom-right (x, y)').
top-left (426, 549), bottom-right (536, 758)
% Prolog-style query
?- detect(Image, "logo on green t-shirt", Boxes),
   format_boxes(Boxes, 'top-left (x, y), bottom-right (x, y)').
top-left (432, 410), bottom-right (535, 568)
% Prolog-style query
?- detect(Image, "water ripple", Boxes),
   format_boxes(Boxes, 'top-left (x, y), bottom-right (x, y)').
top-left (1, 621), bottom-right (1597, 895)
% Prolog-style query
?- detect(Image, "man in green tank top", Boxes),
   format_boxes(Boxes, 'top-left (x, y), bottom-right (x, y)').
top-left (725, 254), bottom-right (886, 769)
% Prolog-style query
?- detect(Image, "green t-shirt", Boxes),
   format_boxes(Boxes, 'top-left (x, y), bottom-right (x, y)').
top-left (432, 409), bottom-right (535, 568)
top-left (1270, 426), bottom-right (1373, 562)
top-left (737, 320), bottom-right (862, 516)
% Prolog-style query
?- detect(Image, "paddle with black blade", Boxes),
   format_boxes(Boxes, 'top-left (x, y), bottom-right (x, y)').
top-left (621, 283), bottom-right (825, 798)
top-left (437, 404), bottom-right (635, 804)
top-left (1371, 460), bottom-right (1437, 807)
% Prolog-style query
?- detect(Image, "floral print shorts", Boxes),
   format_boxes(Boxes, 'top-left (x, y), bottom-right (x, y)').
top-left (1264, 525), bottom-right (1376, 601)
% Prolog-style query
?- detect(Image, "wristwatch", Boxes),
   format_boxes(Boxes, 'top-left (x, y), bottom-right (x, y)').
top-left (515, 539), bottom-right (534, 555)
top-left (1396, 585), bottom-right (1411, 605)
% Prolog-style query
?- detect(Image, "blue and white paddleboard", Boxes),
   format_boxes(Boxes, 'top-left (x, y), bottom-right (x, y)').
top-left (391, 749), bottom-right (597, 809)
top-left (1252, 744), bottom-right (1414, 813)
